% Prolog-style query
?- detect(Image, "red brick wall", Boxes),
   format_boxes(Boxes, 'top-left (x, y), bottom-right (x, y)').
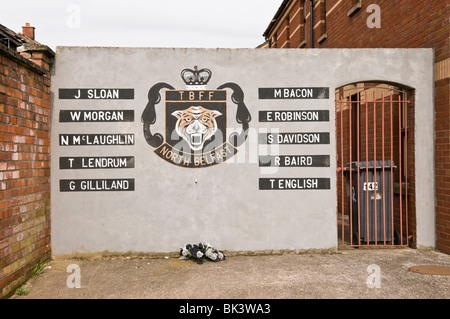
top-left (289, 0), bottom-right (305, 48)
top-left (0, 44), bottom-right (51, 298)
top-left (435, 77), bottom-right (450, 253)
top-left (321, 0), bottom-right (448, 57)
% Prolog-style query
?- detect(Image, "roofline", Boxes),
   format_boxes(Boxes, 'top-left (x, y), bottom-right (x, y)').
top-left (262, 0), bottom-right (291, 38)
top-left (0, 23), bottom-right (55, 57)
top-left (0, 42), bottom-right (49, 75)
top-left (18, 40), bottom-right (55, 57)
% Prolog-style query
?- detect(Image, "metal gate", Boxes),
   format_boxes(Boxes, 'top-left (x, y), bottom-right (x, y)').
top-left (336, 83), bottom-right (413, 247)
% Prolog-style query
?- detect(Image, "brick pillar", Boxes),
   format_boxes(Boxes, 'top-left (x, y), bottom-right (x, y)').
top-left (29, 51), bottom-right (52, 72)
top-left (0, 44), bottom-right (51, 298)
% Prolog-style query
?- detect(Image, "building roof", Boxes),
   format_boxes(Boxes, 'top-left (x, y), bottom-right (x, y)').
top-left (0, 24), bottom-right (23, 49)
top-left (0, 23), bottom-right (54, 57)
top-left (262, 0), bottom-right (290, 38)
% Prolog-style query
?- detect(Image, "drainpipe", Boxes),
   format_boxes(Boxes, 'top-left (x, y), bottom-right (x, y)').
top-left (310, 0), bottom-right (314, 48)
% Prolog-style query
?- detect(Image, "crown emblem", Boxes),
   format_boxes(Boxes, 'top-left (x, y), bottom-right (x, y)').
top-left (181, 66), bottom-right (212, 90)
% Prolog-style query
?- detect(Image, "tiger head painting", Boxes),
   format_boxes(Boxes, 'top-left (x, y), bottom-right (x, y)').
top-left (171, 106), bottom-right (222, 151)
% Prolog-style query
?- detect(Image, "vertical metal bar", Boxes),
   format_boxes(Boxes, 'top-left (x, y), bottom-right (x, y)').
top-left (335, 97), bottom-right (339, 243)
top-left (366, 94), bottom-right (369, 246)
top-left (405, 96), bottom-right (409, 246)
top-left (373, 91), bottom-right (377, 245)
top-left (382, 92), bottom-right (386, 245)
top-left (357, 93), bottom-right (361, 246)
top-left (340, 100), bottom-right (345, 246)
top-left (398, 95), bottom-right (403, 246)
top-left (349, 99), bottom-right (353, 245)
top-left (390, 93), bottom-right (394, 244)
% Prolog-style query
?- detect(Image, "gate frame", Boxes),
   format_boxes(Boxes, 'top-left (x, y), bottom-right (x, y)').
top-left (335, 82), bottom-right (416, 248)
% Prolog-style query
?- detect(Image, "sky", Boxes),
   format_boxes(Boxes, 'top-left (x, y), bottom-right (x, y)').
top-left (1, 0), bottom-right (282, 50)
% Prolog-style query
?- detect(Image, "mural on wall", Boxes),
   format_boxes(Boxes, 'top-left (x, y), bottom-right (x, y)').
top-left (51, 47), bottom-right (434, 254)
top-left (141, 66), bottom-right (251, 168)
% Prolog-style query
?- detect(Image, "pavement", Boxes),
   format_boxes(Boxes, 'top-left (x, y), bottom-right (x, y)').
top-left (8, 247), bottom-right (450, 300)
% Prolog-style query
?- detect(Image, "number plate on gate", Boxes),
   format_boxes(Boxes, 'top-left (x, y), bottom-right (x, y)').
top-left (363, 182), bottom-right (378, 191)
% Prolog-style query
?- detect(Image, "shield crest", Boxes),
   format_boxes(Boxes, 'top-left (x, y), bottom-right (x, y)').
top-left (144, 66), bottom-right (250, 168)
top-left (165, 89), bottom-right (227, 154)
top-left (152, 89), bottom-right (236, 168)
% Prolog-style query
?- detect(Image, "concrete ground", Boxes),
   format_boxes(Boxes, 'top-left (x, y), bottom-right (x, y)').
top-left (9, 248), bottom-right (450, 299)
